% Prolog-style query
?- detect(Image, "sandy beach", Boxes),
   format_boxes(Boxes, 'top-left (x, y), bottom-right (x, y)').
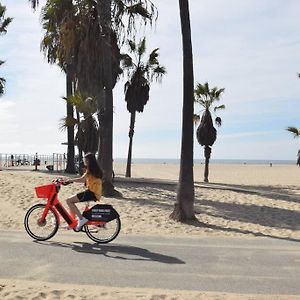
top-left (1, 163), bottom-right (300, 239)
top-left (1, 163), bottom-right (300, 299)
top-left (3, 279), bottom-right (300, 300)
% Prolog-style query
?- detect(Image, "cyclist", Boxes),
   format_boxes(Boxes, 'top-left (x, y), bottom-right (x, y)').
top-left (64, 152), bottom-right (103, 230)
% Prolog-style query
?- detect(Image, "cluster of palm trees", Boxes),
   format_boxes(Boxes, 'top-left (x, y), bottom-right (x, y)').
top-left (29, 0), bottom-right (159, 196)
top-left (0, 3), bottom-right (12, 96)
top-left (26, 0), bottom-right (225, 221)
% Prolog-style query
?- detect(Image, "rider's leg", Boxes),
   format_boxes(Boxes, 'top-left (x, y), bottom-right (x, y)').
top-left (66, 195), bottom-right (83, 219)
top-left (66, 195), bottom-right (88, 229)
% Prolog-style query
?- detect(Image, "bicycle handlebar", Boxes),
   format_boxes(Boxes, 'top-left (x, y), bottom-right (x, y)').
top-left (51, 178), bottom-right (72, 186)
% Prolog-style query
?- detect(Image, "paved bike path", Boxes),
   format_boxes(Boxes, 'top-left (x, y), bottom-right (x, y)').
top-left (0, 230), bottom-right (300, 295)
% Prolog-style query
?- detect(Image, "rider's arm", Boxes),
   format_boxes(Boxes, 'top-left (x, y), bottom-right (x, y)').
top-left (66, 172), bottom-right (87, 184)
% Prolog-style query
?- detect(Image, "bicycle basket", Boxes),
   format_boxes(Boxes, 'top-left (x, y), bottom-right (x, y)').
top-left (35, 184), bottom-right (55, 198)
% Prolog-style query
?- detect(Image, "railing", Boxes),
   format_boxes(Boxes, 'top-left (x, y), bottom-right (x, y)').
top-left (0, 153), bottom-right (67, 172)
top-left (53, 153), bottom-right (67, 172)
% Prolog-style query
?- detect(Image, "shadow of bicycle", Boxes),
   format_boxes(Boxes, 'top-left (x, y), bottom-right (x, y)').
top-left (34, 240), bottom-right (185, 265)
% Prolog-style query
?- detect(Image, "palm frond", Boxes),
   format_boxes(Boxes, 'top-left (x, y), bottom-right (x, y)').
top-left (0, 4), bottom-right (12, 34)
top-left (148, 48), bottom-right (159, 65)
top-left (151, 66), bottom-right (166, 82)
top-left (126, 3), bottom-right (151, 20)
top-left (0, 17), bottom-right (12, 34)
top-left (0, 77), bottom-right (5, 95)
top-left (195, 82), bottom-right (225, 109)
top-left (120, 53), bottom-right (134, 68)
top-left (214, 105), bottom-right (226, 112)
top-left (138, 37), bottom-right (146, 57)
top-left (128, 40), bottom-right (136, 52)
top-left (28, 0), bottom-right (39, 10)
top-left (204, 82), bottom-right (210, 94)
top-left (215, 88), bottom-right (225, 99)
top-left (194, 83), bottom-right (206, 95)
top-left (286, 126), bottom-right (300, 138)
top-left (59, 116), bottom-right (78, 132)
top-left (63, 91), bottom-right (97, 115)
top-left (112, 0), bottom-right (158, 44)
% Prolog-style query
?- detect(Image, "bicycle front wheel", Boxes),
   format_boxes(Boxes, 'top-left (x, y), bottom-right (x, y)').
top-left (85, 218), bottom-right (121, 244)
top-left (24, 204), bottom-right (59, 241)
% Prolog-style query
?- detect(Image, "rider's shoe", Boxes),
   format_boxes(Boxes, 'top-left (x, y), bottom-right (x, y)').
top-left (76, 217), bottom-right (88, 231)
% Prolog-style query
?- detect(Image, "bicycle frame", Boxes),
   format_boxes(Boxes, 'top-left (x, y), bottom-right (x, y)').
top-left (39, 184), bottom-right (106, 230)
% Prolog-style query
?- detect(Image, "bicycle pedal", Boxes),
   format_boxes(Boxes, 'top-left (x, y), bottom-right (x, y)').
top-left (73, 227), bottom-right (85, 233)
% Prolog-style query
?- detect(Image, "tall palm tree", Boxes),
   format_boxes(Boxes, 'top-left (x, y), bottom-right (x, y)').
top-left (39, 0), bottom-right (78, 173)
top-left (95, 0), bottom-right (158, 195)
top-left (194, 82), bottom-right (225, 182)
top-left (170, 0), bottom-right (195, 222)
top-left (0, 3), bottom-right (12, 96)
top-left (121, 38), bottom-right (166, 177)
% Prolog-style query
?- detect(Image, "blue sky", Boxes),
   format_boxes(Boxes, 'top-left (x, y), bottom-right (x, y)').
top-left (0, 0), bottom-right (300, 160)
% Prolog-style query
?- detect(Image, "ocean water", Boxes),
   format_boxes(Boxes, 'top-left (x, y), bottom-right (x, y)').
top-left (114, 158), bottom-right (296, 165)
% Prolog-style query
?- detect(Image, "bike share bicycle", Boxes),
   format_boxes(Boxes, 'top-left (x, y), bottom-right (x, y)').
top-left (24, 178), bottom-right (121, 243)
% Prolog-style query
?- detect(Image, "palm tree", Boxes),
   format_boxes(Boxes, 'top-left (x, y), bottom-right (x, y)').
top-left (0, 3), bottom-right (12, 96)
top-left (170, 0), bottom-right (195, 222)
top-left (286, 74), bottom-right (300, 139)
top-left (286, 126), bottom-right (300, 166)
top-left (62, 91), bottom-right (99, 156)
top-left (95, 0), bottom-right (158, 195)
top-left (121, 38), bottom-right (166, 177)
top-left (39, 0), bottom-right (78, 173)
top-left (194, 82), bottom-right (225, 182)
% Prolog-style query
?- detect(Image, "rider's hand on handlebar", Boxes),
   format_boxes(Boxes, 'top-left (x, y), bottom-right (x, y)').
top-left (62, 179), bottom-right (73, 186)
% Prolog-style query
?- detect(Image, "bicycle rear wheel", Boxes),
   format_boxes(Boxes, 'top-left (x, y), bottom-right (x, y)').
top-left (24, 204), bottom-right (59, 241)
top-left (85, 218), bottom-right (121, 244)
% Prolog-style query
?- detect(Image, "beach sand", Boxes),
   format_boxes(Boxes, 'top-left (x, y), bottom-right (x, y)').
top-left (2, 279), bottom-right (299, 300)
top-left (1, 163), bottom-right (300, 299)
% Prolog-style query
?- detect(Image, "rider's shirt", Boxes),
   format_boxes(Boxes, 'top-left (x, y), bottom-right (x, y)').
top-left (85, 172), bottom-right (102, 200)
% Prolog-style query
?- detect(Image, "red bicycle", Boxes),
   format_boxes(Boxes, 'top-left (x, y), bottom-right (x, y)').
top-left (24, 178), bottom-right (121, 243)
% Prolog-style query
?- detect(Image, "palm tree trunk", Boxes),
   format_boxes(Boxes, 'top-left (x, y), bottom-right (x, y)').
top-left (65, 75), bottom-right (76, 174)
top-left (126, 111), bottom-right (136, 178)
top-left (204, 145), bottom-right (211, 182)
top-left (97, 0), bottom-right (118, 197)
top-left (170, 0), bottom-right (195, 222)
top-left (76, 109), bottom-right (83, 163)
top-left (97, 88), bottom-right (105, 167)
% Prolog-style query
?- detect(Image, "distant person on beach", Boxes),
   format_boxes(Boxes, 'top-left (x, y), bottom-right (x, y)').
top-left (297, 150), bottom-right (300, 166)
top-left (64, 153), bottom-right (103, 230)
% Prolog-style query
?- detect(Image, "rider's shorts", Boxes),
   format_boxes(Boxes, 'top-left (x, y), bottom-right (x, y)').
top-left (77, 189), bottom-right (97, 202)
